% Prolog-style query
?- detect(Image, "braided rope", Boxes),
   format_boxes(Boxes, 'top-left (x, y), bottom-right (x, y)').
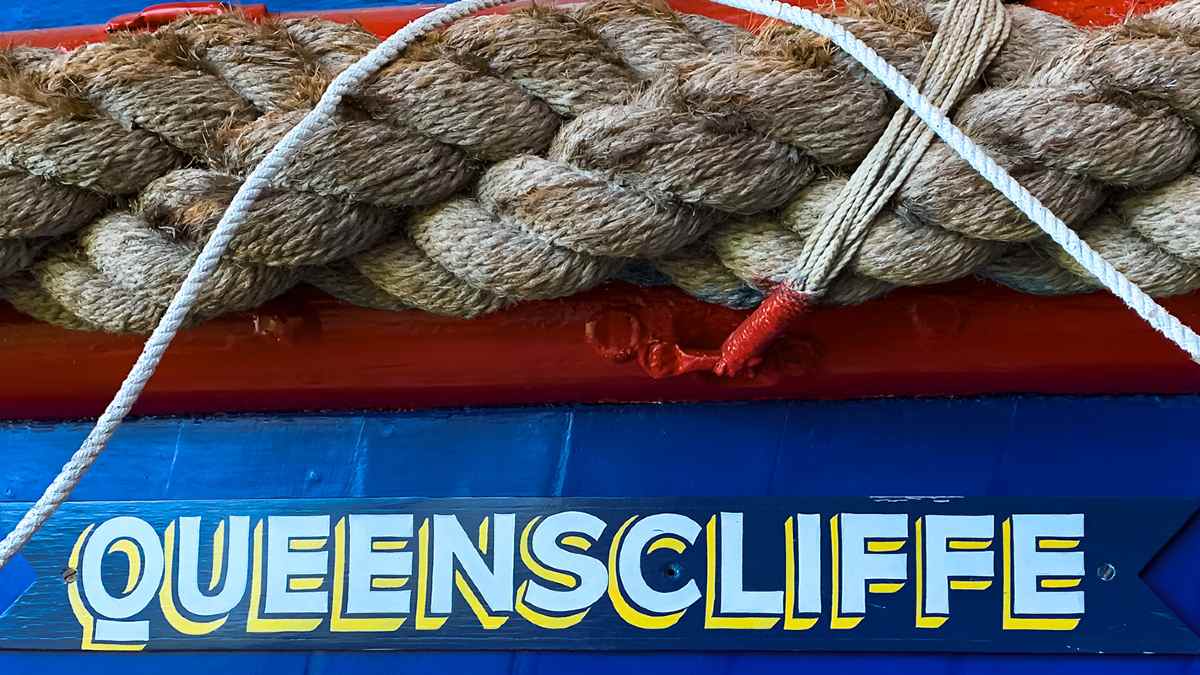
top-left (0, 0), bottom-right (1195, 335)
top-left (2, 1), bottom-right (1196, 329)
top-left (0, 0), bottom-right (528, 570)
top-left (0, 0), bottom-right (1199, 568)
top-left (713, 0), bottom-right (1200, 373)
top-left (786, 0), bottom-right (1009, 299)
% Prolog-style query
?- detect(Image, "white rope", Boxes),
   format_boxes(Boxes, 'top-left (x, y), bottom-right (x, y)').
top-left (0, 0), bottom-right (526, 569)
top-left (724, 0), bottom-right (1200, 359)
top-left (2, 0), bottom-right (1198, 570)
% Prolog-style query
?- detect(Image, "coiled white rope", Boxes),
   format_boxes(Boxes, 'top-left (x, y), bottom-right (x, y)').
top-left (1, 0), bottom-right (1197, 570)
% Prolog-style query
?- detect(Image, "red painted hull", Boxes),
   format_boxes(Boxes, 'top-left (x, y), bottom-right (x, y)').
top-left (0, 280), bottom-right (1196, 420)
top-left (0, 0), bottom-right (1194, 421)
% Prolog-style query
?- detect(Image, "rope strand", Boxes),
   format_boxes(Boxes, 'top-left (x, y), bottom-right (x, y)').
top-left (708, 0), bottom-right (1200, 373)
top-left (0, 0), bottom-right (528, 570)
top-left (763, 0), bottom-right (1200, 361)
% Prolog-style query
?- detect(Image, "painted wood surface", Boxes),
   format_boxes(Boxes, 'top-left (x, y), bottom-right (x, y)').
top-left (1, 1), bottom-right (1198, 671)
top-left (4, 281), bottom-right (1200, 421)
top-left (1, 0), bottom-right (413, 31)
top-left (1, 399), bottom-right (1199, 671)
top-left (2, 0), bottom-right (1199, 420)
top-left (2, 494), bottom-right (1190, 653)
top-left (2, 496), bottom-right (1194, 653)
top-left (0, 0), bottom-right (1175, 31)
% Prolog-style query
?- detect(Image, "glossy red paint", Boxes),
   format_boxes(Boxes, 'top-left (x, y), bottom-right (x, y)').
top-left (1, 279), bottom-right (1198, 420)
top-left (0, 0), bottom-right (1194, 421)
top-left (0, 0), bottom-right (766, 49)
top-left (713, 285), bottom-right (812, 377)
top-left (106, 2), bottom-right (268, 32)
top-left (1025, 0), bottom-right (1175, 25)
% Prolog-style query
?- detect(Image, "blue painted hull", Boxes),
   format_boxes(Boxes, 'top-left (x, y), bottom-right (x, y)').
top-left (1, 398), bottom-right (1198, 672)
top-left (1, 0), bottom-right (430, 31)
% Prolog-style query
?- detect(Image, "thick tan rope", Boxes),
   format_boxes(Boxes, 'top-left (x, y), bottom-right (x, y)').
top-left (704, 0), bottom-right (1010, 374)
top-left (787, 0), bottom-right (1008, 300)
top-left (674, 4), bottom-right (1200, 304)
top-left (0, 0), bottom-right (1197, 336)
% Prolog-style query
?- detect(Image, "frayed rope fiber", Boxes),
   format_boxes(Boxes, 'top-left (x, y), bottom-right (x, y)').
top-left (4, 0), bottom-right (1200, 330)
top-left (2, 0), bottom-right (1200, 567)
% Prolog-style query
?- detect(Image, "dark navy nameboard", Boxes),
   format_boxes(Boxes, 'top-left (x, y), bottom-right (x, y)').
top-left (0, 497), bottom-right (1195, 653)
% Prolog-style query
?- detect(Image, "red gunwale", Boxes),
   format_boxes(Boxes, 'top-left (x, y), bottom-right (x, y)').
top-left (0, 0), bottom-right (1194, 421)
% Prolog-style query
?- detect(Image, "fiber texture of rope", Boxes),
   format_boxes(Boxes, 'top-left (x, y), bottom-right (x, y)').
top-left (3, 0), bottom-right (1200, 331)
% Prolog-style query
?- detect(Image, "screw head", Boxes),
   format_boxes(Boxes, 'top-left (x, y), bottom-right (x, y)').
top-left (1097, 563), bottom-right (1117, 582)
top-left (663, 561), bottom-right (682, 580)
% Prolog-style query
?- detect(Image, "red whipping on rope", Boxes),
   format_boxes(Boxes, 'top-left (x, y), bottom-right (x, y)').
top-left (1, 0), bottom-right (1197, 569)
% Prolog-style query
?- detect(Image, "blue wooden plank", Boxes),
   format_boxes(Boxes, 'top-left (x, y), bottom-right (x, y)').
top-left (0, 397), bottom-right (1197, 672)
top-left (562, 398), bottom-right (1200, 497)
top-left (0, 652), bottom-right (310, 675)
top-left (563, 404), bottom-right (790, 497)
top-left (1, 421), bottom-right (176, 501)
top-left (0, 554), bottom-right (33, 619)
top-left (513, 652), bottom-right (1200, 675)
top-left (355, 410), bottom-right (571, 497)
top-left (3, 496), bottom-right (1186, 652)
top-left (1, 0), bottom-right (432, 32)
top-left (165, 416), bottom-right (365, 499)
top-left (305, 650), bottom-right (518, 674)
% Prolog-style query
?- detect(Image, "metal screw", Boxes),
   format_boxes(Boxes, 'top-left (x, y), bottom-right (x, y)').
top-left (1097, 563), bottom-right (1117, 582)
top-left (62, 567), bottom-right (77, 584)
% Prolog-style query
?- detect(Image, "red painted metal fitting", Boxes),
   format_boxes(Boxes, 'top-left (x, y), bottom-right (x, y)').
top-left (584, 286), bottom-right (812, 379)
top-left (106, 2), bottom-right (268, 32)
top-left (713, 284), bottom-right (811, 377)
top-left (639, 341), bottom-right (720, 379)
